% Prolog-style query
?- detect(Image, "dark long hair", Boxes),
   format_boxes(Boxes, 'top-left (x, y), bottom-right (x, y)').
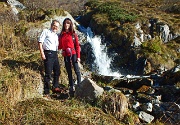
top-left (61, 18), bottom-right (75, 34)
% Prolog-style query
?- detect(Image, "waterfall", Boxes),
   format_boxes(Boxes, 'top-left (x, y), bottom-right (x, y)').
top-left (76, 22), bottom-right (151, 79)
top-left (86, 27), bottom-right (121, 77)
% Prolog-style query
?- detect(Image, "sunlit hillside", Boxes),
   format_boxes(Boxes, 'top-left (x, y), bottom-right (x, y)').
top-left (0, 0), bottom-right (179, 125)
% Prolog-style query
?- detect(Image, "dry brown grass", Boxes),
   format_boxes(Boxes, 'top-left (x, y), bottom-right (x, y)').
top-left (0, 0), bottom-right (175, 124)
top-left (0, 51), bottom-right (43, 105)
top-left (20, 0), bottom-right (88, 16)
top-left (0, 97), bottom-right (122, 125)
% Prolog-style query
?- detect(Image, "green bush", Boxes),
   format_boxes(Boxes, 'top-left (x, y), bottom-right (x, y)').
top-left (96, 2), bottom-right (138, 23)
top-left (141, 39), bottom-right (162, 53)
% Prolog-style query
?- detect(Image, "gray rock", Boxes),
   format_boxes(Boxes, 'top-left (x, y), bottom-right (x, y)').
top-left (132, 101), bottom-right (140, 111)
top-left (138, 111), bottom-right (154, 123)
top-left (74, 78), bottom-right (104, 101)
top-left (142, 102), bottom-right (153, 112)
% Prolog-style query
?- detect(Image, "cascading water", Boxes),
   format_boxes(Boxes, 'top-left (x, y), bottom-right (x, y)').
top-left (77, 25), bottom-right (151, 79)
top-left (86, 27), bottom-right (121, 77)
top-left (76, 19), bottom-right (154, 80)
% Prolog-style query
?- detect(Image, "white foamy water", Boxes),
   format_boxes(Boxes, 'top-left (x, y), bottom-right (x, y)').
top-left (86, 27), bottom-right (121, 77)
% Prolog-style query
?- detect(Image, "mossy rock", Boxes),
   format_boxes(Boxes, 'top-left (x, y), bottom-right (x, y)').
top-left (98, 91), bottom-right (128, 120)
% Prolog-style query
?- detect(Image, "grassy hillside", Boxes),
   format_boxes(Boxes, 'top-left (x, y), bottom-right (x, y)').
top-left (0, 0), bottom-right (179, 124)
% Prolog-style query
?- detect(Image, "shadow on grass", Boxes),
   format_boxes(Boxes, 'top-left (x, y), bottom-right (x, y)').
top-left (51, 92), bottom-right (69, 100)
top-left (2, 59), bottom-right (44, 75)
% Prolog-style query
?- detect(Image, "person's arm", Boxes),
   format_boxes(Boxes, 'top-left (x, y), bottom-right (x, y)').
top-left (58, 35), bottom-right (62, 50)
top-left (74, 34), bottom-right (81, 62)
top-left (38, 29), bottom-right (47, 60)
top-left (38, 42), bottom-right (46, 60)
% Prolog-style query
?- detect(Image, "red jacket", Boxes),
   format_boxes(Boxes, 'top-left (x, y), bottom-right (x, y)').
top-left (58, 31), bottom-right (80, 58)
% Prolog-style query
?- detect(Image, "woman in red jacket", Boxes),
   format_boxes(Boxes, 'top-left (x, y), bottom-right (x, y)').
top-left (59, 18), bottom-right (81, 96)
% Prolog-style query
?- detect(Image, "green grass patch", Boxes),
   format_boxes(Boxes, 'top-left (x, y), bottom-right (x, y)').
top-left (86, 1), bottom-right (138, 23)
top-left (141, 38), bottom-right (162, 54)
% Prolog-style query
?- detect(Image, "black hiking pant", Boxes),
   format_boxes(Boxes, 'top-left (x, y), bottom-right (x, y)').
top-left (43, 50), bottom-right (60, 95)
top-left (64, 54), bottom-right (81, 88)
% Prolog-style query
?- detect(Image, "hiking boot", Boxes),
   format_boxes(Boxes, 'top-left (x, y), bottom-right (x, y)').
top-left (75, 84), bottom-right (80, 89)
top-left (69, 90), bottom-right (75, 97)
top-left (52, 87), bottom-right (62, 93)
top-left (69, 86), bottom-right (75, 97)
top-left (69, 86), bottom-right (75, 92)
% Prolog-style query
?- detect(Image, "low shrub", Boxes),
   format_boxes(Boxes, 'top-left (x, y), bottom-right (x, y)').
top-left (141, 38), bottom-right (162, 53)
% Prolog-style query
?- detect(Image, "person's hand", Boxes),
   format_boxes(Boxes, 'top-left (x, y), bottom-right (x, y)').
top-left (77, 58), bottom-right (83, 69)
top-left (41, 53), bottom-right (46, 60)
top-left (77, 58), bottom-right (80, 62)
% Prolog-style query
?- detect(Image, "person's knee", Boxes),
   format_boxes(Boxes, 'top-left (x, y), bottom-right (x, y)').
top-left (75, 69), bottom-right (80, 74)
top-left (45, 74), bottom-right (51, 79)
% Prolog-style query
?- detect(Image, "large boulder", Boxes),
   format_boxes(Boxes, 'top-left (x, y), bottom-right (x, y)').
top-left (74, 78), bottom-right (104, 101)
top-left (100, 91), bottom-right (128, 120)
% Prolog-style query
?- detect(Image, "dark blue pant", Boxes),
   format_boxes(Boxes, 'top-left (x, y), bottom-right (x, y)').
top-left (44, 50), bottom-right (60, 94)
top-left (64, 54), bottom-right (81, 87)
